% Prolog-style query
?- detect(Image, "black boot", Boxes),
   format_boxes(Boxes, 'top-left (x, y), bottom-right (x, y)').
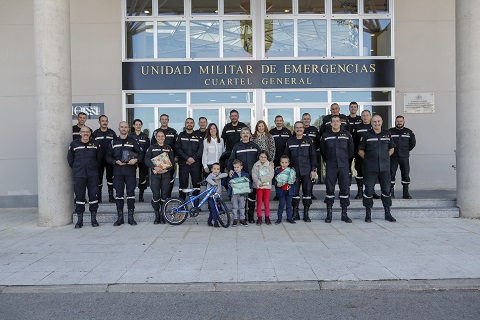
top-left (384, 206), bottom-right (396, 222)
top-left (390, 184), bottom-right (395, 199)
top-left (113, 210), bottom-right (124, 226)
top-left (402, 185), bottom-right (412, 199)
top-left (90, 211), bottom-right (99, 227)
top-left (75, 213), bottom-right (83, 229)
top-left (365, 207), bottom-right (372, 223)
top-left (108, 187), bottom-right (115, 203)
top-left (325, 206), bottom-right (332, 223)
top-left (354, 180), bottom-right (363, 199)
top-left (159, 200), bottom-right (166, 224)
top-left (341, 207), bottom-right (352, 223)
top-left (303, 206), bottom-right (311, 222)
top-left (293, 206), bottom-right (300, 220)
top-left (154, 210), bottom-right (161, 224)
top-left (128, 209), bottom-right (137, 225)
top-left (247, 209), bottom-right (255, 224)
top-left (139, 190), bottom-right (144, 202)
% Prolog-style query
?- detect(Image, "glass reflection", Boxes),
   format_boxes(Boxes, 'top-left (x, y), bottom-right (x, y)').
top-left (265, 91), bottom-right (328, 103)
top-left (266, 0), bottom-right (292, 14)
top-left (190, 21), bottom-right (220, 58)
top-left (364, 0), bottom-right (389, 14)
top-left (224, 108), bottom-right (251, 129)
top-left (158, 0), bottom-right (184, 15)
top-left (125, 21), bottom-right (154, 59)
top-left (225, 0), bottom-right (251, 14)
top-left (126, 108), bottom-right (155, 138)
top-left (126, 93), bottom-right (186, 104)
top-left (157, 107), bottom-right (187, 132)
top-left (298, 20), bottom-right (327, 57)
top-left (363, 19), bottom-right (391, 56)
top-left (300, 107), bottom-right (326, 127)
top-left (224, 20), bottom-right (253, 57)
top-left (157, 21), bottom-right (186, 58)
top-left (267, 108), bottom-right (294, 131)
top-left (191, 92), bottom-right (253, 104)
top-left (332, 0), bottom-right (358, 14)
top-left (192, 0), bottom-right (218, 15)
top-left (332, 91), bottom-right (392, 102)
top-left (331, 19), bottom-right (359, 56)
top-left (364, 105), bottom-right (391, 129)
top-left (192, 109), bottom-right (220, 128)
top-left (126, 0), bottom-right (152, 16)
top-left (264, 19), bottom-right (294, 58)
top-left (299, 0), bottom-right (325, 14)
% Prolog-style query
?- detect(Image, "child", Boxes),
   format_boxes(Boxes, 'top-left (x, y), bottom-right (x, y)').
top-left (252, 151), bottom-right (274, 225)
top-left (273, 155), bottom-right (296, 224)
top-left (228, 159), bottom-right (250, 227)
top-left (206, 163), bottom-right (228, 228)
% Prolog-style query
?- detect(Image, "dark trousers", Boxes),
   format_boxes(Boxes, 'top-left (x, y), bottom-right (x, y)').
top-left (74, 176), bottom-right (99, 214)
top-left (178, 162), bottom-right (202, 200)
top-left (293, 174), bottom-right (312, 207)
top-left (208, 197), bottom-right (218, 222)
top-left (150, 173), bottom-right (171, 211)
top-left (277, 190), bottom-right (293, 220)
top-left (354, 155), bottom-right (364, 180)
top-left (113, 174), bottom-right (136, 211)
top-left (324, 165), bottom-right (350, 207)
top-left (98, 157), bottom-right (114, 192)
top-left (137, 162), bottom-right (149, 191)
top-left (390, 157), bottom-right (411, 185)
top-left (363, 170), bottom-right (392, 209)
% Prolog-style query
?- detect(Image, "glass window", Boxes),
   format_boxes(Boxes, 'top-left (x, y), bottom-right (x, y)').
top-left (126, 108), bottom-right (155, 138)
top-left (300, 107), bottom-right (326, 127)
top-left (331, 19), bottom-right (359, 56)
top-left (191, 92), bottom-right (253, 104)
top-left (332, 0), bottom-right (358, 14)
top-left (192, 109), bottom-right (220, 128)
top-left (125, 22), bottom-right (154, 59)
top-left (266, 108), bottom-right (294, 131)
top-left (157, 21), bottom-right (186, 58)
top-left (363, 19), bottom-right (391, 56)
top-left (332, 91), bottom-right (392, 102)
top-left (192, 0), bottom-right (218, 15)
top-left (265, 91), bottom-right (328, 103)
top-left (225, 108), bottom-right (252, 129)
top-left (264, 19), bottom-right (294, 57)
top-left (126, 0), bottom-right (152, 16)
top-left (266, 0), bottom-right (293, 14)
top-left (225, 0), bottom-right (251, 15)
top-left (364, 0), bottom-right (389, 14)
top-left (158, 0), bottom-right (184, 15)
top-left (126, 93), bottom-right (186, 104)
top-left (298, 19), bottom-right (327, 57)
top-left (224, 20), bottom-right (253, 57)
top-left (190, 20), bottom-right (220, 58)
top-left (364, 105), bottom-right (391, 129)
top-left (158, 107), bottom-right (187, 132)
top-left (299, 0), bottom-right (325, 14)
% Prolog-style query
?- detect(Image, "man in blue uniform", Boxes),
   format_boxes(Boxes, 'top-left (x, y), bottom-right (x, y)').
top-left (319, 115), bottom-right (354, 223)
top-left (285, 121), bottom-right (317, 222)
top-left (389, 115), bottom-right (416, 199)
top-left (130, 119), bottom-right (150, 202)
top-left (67, 126), bottom-right (101, 228)
top-left (72, 112), bottom-right (92, 141)
top-left (358, 115), bottom-right (396, 223)
top-left (107, 121), bottom-right (143, 226)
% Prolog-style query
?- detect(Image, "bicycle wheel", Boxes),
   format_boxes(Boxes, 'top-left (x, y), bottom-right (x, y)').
top-left (163, 198), bottom-right (189, 225)
top-left (215, 198), bottom-right (231, 228)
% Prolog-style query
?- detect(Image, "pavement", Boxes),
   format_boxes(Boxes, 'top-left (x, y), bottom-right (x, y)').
top-left (1, 187), bottom-right (480, 291)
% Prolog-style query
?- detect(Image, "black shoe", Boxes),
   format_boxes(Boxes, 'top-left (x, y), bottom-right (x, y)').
top-left (286, 219), bottom-right (296, 224)
top-left (303, 207), bottom-right (311, 222)
top-left (154, 210), bottom-right (161, 224)
top-left (293, 207), bottom-right (300, 220)
top-left (273, 196), bottom-right (279, 201)
top-left (341, 207), bottom-right (352, 223)
top-left (325, 206), bottom-right (332, 223)
top-left (274, 219), bottom-right (281, 225)
top-left (90, 211), bottom-right (99, 227)
top-left (384, 207), bottom-right (396, 222)
top-left (402, 185), bottom-right (412, 199)
top-left (127, 209), bottom-right (137, 225)
top-left (139, 190), bottom-right (144, 202)
top-left (75, 213), bottom-right (83, 229)
top-left (114, 211), bottom-right (124, 226)
top-left (365, 208), bottom-right (372, 223)
top-left (214, 221), bottom-right (220, 228)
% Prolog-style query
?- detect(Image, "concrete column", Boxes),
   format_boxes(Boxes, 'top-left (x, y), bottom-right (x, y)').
top-left (456, 1), bottom-right (480, 218)
top-left (34, 0), bottom-right (73, 226)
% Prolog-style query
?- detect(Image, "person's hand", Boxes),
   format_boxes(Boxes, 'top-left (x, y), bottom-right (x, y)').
top-left (229, 170), bottom-right (234, 177)
top-left (214, 183), bottom-right (218, 186)
top-left (116, 160), bottom-right (125, 166)
top-left (186, 157), bottom-right (195, 165)
top-left (128, 158), bottom-right (138, 165)
top-left (204, 167), bottom-right (210, 173)
top-left (310, 171), bottom-right (317, 180)
top-left (277, 183), bottom-right (282, 187)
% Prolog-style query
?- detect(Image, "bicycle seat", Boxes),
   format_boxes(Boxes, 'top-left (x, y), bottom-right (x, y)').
top-left (181, 188), bottom-right (194, 193)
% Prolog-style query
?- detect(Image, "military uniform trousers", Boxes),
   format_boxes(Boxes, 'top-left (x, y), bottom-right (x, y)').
top-left (354, 155), bottom-right (364, 180)
top-left (293, 174), bottom-right (313, 207)
top-left (137, 162), bottom-right (149, 191)
top-left (98, 157), bottom-right (114, 191)
top-left (390, 157), bottom-right (411, 185)
top-left (113, 174), bottom-right (136, 211)
top-left (324, 166), bottom-right (350, 207)
top-left (178, 162), bottom-right (202, 200)
top-left (74, 176), bottom-right (99, 214)
top-left (363, 170), bottom-right (392, 209)
top-left (150, 172), bottom-right (171, 211)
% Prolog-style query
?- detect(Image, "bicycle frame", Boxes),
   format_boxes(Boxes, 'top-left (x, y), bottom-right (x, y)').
top-left (172, 186), bottom-right (219, 214)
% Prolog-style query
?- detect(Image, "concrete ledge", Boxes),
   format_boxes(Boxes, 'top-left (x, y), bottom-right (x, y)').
top-left (0, 195), bottom-right (38, 208)
top-left (1, 285), bottom-right (108, 294)
top-left (107, 283), bottom-right (215, 293)
top-left (321, 279), bottom-right (480, 291)
top-left (214, 281), bottom-right (321, 292)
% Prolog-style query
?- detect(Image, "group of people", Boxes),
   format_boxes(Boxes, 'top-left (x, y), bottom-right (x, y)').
top-left (68, 102), bottom-right (416, 228)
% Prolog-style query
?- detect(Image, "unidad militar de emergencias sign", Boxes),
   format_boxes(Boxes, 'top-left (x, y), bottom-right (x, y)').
top-left (122, 59), bottom-right (394, 90)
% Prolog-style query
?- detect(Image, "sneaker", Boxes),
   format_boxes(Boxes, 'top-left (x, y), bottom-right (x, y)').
top-left (207, 219), bottom-right (213, 227)
top-left (214, 221), bottom-right (220, 228)
top-left (232, 220), bottom-right (238, 226)
top-left (265, 217), bottom-right (272, 225)
top-left (286, 219), bottom-right (296, 224)
top-left (274, 219), bottom-right (282, 225)
top-left (240, 220), bottom-right (248, 227)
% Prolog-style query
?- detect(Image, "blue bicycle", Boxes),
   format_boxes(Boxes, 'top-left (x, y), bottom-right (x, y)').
top-left (162, 182), bottom-right (231, 228)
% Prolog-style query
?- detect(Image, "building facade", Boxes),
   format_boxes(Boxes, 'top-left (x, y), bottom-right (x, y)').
top-left (0, 0), bottom-right (456, 208)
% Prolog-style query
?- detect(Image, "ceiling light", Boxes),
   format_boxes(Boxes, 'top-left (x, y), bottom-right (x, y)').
top-left (144, 10), bottom-right (150, 14)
